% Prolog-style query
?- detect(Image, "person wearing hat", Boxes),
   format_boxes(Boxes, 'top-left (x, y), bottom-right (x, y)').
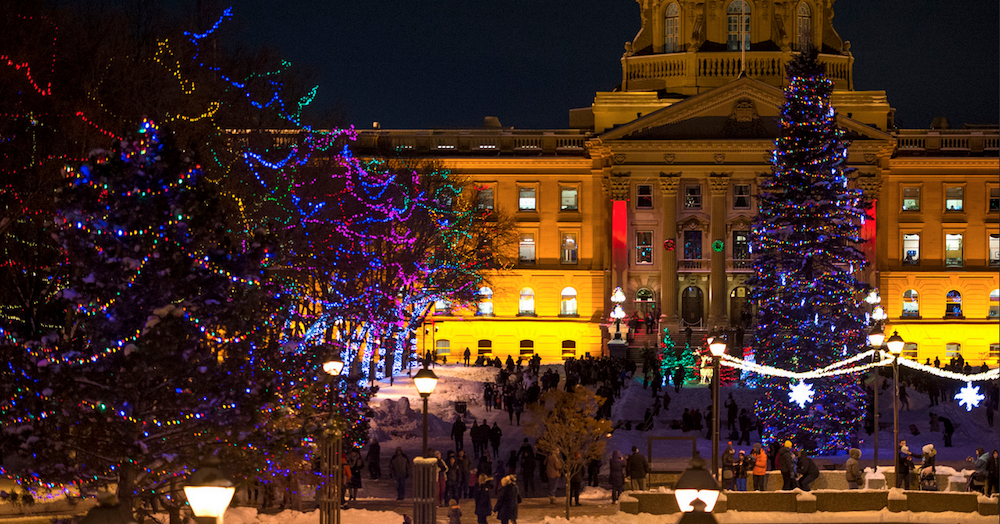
top-left (751, 443), bottom-right (768, 491)
top-left (721, 442), bottom-right (736, 490)
top-left (845, 448), bottom-right (862, 489)
top-left (778, 440), bottom-right (795, 490)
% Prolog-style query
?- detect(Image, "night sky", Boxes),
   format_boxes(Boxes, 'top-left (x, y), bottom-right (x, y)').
top-left (236, 0), bottom-right (999, 130)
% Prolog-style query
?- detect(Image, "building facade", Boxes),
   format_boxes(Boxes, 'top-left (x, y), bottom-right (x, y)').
top-left (355, 0), bottom-right (999, 365)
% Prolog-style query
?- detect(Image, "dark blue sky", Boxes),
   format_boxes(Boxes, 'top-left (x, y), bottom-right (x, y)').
top-left (236, 0), bottom-right (998, 130)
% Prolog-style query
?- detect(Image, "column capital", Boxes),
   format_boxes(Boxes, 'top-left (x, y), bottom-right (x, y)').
top-left (659, 172), bottom-right (682, 195)
top-left (604, 173), bottom-right (631, 201)
top-left (709, 172), bottom-right (732, 196)
top-left (855, 174), bottom-right (882, 197)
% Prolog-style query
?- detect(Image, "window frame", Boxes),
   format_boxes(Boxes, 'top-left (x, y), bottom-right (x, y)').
top-left (560, 287), bottom-right (579, 317)
top-left (795, 2), bottom-right (812, 51)
top-left (561, 340), bottom-right (577, 359)
top-left (635, 230), bottom-right (654, 265)
top-left (517, 184), bottom-right (538, 212)
top-left (901, 232), bottom-right (920, 266)
top-left (732, 230), bottom-right (750, 261)
top-left (901, 185), bottom-right (921, 212)
top-left (684, 184), bottom-right (703, 210)
top-left (733, 183), bottom-right (752, 210)
top-left (989, 289), bottom-right (999, 319)
top-left (989, 184), bottom-right (999, 213)
top-left (944, 289), bottom-right (963, 319)
top-left (518, 230), bottom-right (537, 266)
top-left (476, 184), bottom-right (496, 211)
top-left (944, 232), bottom-right (964, 268)
top-left (683, 229), bottom-right (703, 261)
top-left (989, 232), bottom-right (1000, 267)
top-left (943, 184), bottom-right (965, 213)
top-left (726, 0), bottom-right (751, 51)
top-left (901, 289), bottom-right (920, 318)
top-left (476, 287), bottom-right (494, 317)
top-left (518, 287), bottom-right (536, 316)
top-left (559, 184), bottom-right (580, 212)
top-left (519, 339), bottom-right (535, 356)
top-left (945, 342), bottom-right (962, 359)
top-left (663, 2), bottom-right (681, 53)
top-left (636, 184), bottom-right (654, 209)
top-left (477, 339), bottom-right (493, 356)
top-left (560, 230), bottom-right (579, 265)
top-left (435, 339), bottom-right (451, 355)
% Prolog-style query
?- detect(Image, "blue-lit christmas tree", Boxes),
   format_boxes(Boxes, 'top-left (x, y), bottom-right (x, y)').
top-left (750, 50), bottom-right (870, 454)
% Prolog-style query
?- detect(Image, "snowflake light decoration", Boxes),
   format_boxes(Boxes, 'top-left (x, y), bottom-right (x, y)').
top-left (788, 380), bottom-right (815, 408)
top-left (955, 381), bottom-right (985, 411)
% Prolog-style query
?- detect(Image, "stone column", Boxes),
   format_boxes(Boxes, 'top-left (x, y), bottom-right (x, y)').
top-left (659, 173), bottom-right (681, 327)
top-left (709, 174), bottom-right (730, 327)
top-left (607, 173), bottom-right (632, 294)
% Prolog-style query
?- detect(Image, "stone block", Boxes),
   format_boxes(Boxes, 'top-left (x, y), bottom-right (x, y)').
top-left (630, 492), bottom-right (679, 514)
top-left (979, 496), bottom-right (998, 516)
top-left (906, 491), bottom-right (978, 513)
top-left (618, 493), bottom-right (639, 514)
top-left (867, 476), bottom-right (886, 490)
top-left (713, 493), bottom-right (727, 513)
top-left (814, 490), bottom-right (887, 512)
top-left (726, 491), bottom-right (797, 512)
top-left (886, 490), bottom-right (907, 513)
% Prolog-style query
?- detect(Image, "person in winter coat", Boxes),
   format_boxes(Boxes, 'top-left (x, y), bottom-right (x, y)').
top-left (447, 504), bottom-right (462, 524)
top-left (457, 450), bottom-right (472, 499)
top-left (721, 442), bottom-right (736, 490)
top-left (434, 450), bottom-right (449, 507)
top-left (737, 409), bottom-right (752, 445)
top-left (569, 454), bottom-right (584, 506)
top-left (608, 450), bottom-right (626, 503)
top-left (494, 474), bottom-right (522, 524)
top-left (474, 474), bottom-right (493, 524)
top-left (986, 449), bottom-right (998, 497)
top-left (796, 450), bottom-right (819, 491)
top-left (546, 451), bottom-right (564, 504)
top-left (347, 449), bottom-right (364, 501)
top-left (389, 447), bottom-right (411, 500)
top-left (897, 441), bottom-right (914, 489)
top-left (452, 418), bottom-right (467, 452)
top-left (626, 446), bottom-right (650, 491)
top-left (920, 444), bottom-right (938, 491)
top-left (735, 450), bottom-right (751, 491)
top-left (751, 443), bottom-right (768, 491)
top-left (845, 448), bottom-right (862, 489)
top-left (519, 444), bottom-right (537, 497)
top-left (366, 439), bottom-right (381, 479)
top-left (445, 455), bottom-right (462, 505)
top-left (777, 441), bottom-right (795, 490)
top-left (966, 447), bottom-right (989, 493)
top-left (490, 423), bottom-right (503, 458)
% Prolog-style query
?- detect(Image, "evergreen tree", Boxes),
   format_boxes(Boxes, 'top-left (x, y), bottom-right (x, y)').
top-left (659, 328), bottom-right (698, 385)
top-left (749, 50), bottom-right (870, 453)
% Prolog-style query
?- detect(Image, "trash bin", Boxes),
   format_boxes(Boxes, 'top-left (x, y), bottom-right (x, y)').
top-left (455, 401), bottom-right (467, 415)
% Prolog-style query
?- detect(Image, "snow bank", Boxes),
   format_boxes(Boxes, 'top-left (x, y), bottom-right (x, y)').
top-left (579, 486), bottom-right (612, 500)
top-left (887, 487), bottom-right (907, 501)
top-left (793, 488), bottom-right (815, 502)
top-left (225, 507), bottom-right (402, 524)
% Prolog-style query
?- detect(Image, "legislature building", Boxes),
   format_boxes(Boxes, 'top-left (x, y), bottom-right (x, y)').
top-left (353, 0), bottom-right (999, 365)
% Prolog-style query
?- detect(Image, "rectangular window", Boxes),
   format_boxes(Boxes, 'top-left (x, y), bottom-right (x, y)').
top-left (733, 184), bottom-right (751, 209)
top-left (560, 186), bottom-right (579, 211)
top-left (561, 232), bottom-right (578, 264)
top-left (990, 187), bottom-right (1000, 212)
top-left (436, 339), bottom-right (450, 355)
top-left (636, 185), bottom-right (653, 209)
top-left (990, 234), bottom-right (1000, 266)
top-left (733, 230), bottom-right (750, 266)
top-left (477, 339), bottom-right (492, 356)
top-left (635, 231), bottom-right (653, 264)
top-left (990, 343), bottom-right (999, 360)
top-left (518, 186), bottom-right (536, 211)
top-left (945, 186), bottom-right (964, 212)
top-left (946, 343), bottom-right (961, 359)
top-left (902, 233), bottom-right (920, 265)
top-left (519, 340), bottom-right (534, 357)
top-left (902, 342), bottom-right (918, 360)
top-left (519, 232), bottom-right (536, 265)
top-left (945, 234), bottom-right (963, 267)
top-left (684, 185), bottom-right (702, 209)
top-left (684, 230), bottom-right (702, 260)
top-left (477, 187), bottom-right (494, 210)
top-left (902, 187), bottom-right (920, 211)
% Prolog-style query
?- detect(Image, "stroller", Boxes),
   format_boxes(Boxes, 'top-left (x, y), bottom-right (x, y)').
top-left (918, 466), bottom-right (938, 491)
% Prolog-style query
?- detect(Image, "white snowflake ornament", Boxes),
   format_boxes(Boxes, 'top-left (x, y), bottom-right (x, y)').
top-left (788, 380), bottom-right (815, 409)
top-left (955, 381), bottom-right (985, 411)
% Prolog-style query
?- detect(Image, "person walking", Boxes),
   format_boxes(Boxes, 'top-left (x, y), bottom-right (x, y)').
top-left (494, 474), bottom-right (522, 524)
top-left (490, 422), bottom-right (503, 458)
top-left (546, 450), bottom-right (563, 504)
top-left (797, 450), bottom-right (819, 491)
top-left (940, 416), bottom-right (954, 447)
top-left (519, 443), bottom-right (537, 497)
top-left (457, 450), bottom-right (472, 500)
top-left (445, 455), bottom-right (462, 505)
top-left (725, 394), bottom-right (738, 432)
top-left (366, 439), bottom-right (381, 480)
top-left (778, 441), bottom-right (795, 490)
top-left (751, 443), bottom-right (768, 491)
top-left (347, 448), bottom-right (364, 501)
top-left (452, 417), bottom-right (466, 452)
top-left (389, 447), bottom-right (411, 500)
top-left (608, 450), bottom-right (626, 502)
top-left (845, 448), bottom-right (862, 489)
top-left (626, 446), bottom-right (650, 491)
top-left (474, 474), bottom-right (493, 524)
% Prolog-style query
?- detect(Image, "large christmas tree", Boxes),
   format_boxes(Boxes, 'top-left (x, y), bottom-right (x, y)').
top-left (750, 50), bottom-right (870, 454)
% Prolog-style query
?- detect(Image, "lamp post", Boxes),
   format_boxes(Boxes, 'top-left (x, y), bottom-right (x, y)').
top-left (708, 332), bottom-right (726, 481)
top-left (413, 364), bottom-right (438, 457)
top-left (319, 353), bottom-right (345, 524)
top-left (674, 454), bottom-right (720, 523)
top-left (867, 325), bottom-right (885, 472)
top-left (608, 286), bottom-right (628, 358)
top-left (184, 457), bottom-right (235, 524)
top-left (885, 330), bottom-right (905, 487)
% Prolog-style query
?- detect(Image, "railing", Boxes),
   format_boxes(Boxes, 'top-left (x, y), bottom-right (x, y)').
top-left (356, 130), bottom-right (588, 155)
top-left (678, 259), bottom-right (709, 271)
top-left (893, 129), bottom-right (1000, 156)
top-left (729, 259), bottom-right (753, 271)
top-left (623, 50), bottom-right (853, 91)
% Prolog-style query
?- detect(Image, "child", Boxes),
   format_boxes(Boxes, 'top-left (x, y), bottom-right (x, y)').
top-left (448, 504), bottom-right (462, 524)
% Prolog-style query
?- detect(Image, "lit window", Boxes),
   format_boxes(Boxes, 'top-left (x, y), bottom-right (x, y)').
top-left (902, 289), bottom-right (919, 318)
top-left (477, 187), bottom-right (494, 211)
top-left (664, 3), bottom-right (680, 53)
top-left (902, 187), bottom-right (920, 211)
top-left (562, 340), bottom-right (577, 359)
top-left (519, 339), bottom-right (534, 356)
top-left (436, 339), bottom-right (451, 355)
top-left (434, 299), bottom-right (451, 315)
top-left (946, 342), bottom-right (961, 359)
top-left (561, 232), bottom-right (578, 264)
top-left (945, 290), bottom-right (962, 318)
top-left (990, 187), bottom-right (1000, 212)
top-left (519, 288), bottom-right (535, 316)
top-left (902, 342), bottom-right (918, 360)
top-left (902, 233), bottom-right (920, 265)
top-left (561, 287), bottom-right (578, 316)
top-left (990, 343), bottom-right (999, 360)
top-left (637, 185), bottom-right (653, 209)
top-left (990, 234), bottom-right (999, 266)
top-left (733, 231), bottom-right (750, 261)
top-left (477, 287), bottom-right (493, 316)
top-left (636, 231), bottom-right (653, 264)
top-left (945, 234), bottom-right (963, 267)
top-left (734, 184), bottom-right (751, 209)
top-left (477, 339), bottom-right (492, 356)
top-left (684, 230), bottom-right (702, 260)
top-left (684, 185), bottom-right (702, 209)
top-left (519, 232), bottom-right (536, 265)
top-left (560, 186), bottom-right (579, 211)
top-left (796, 2), bottom-right (812, 51)
top-left (990, 289), bottom-right (999, 318)
top-left (518, 186), bottom-right (536, 211)
top-left (727, 0), bottom-right (751, 51)
top-left (945, 187), bottom-right (964, 212)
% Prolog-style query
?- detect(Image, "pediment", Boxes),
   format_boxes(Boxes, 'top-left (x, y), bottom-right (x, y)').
top-left (600, 76), bottom-right (893, 143)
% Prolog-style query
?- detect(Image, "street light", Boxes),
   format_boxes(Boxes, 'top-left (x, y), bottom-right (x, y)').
top-left (707, 331), bottom-right (726, 481)
top-left (886, 330), bottom-right (905, 488)
top-left (867, 325), bottom-right (885, 471)
top-left (675, 454), bottom-right (720, 523)
top-left (184, 457), bottom-right (234, 524)
top-left (413, 364), bottom-right (438, 457)
top-left (324, 354), bottom-right (345, 377)
top-left (320, 348), bottom-right (345, 524)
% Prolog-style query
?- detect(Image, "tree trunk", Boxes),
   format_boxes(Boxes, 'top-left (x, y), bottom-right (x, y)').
top-left (117, 463), bottom-right (135, 522)
top-left (564, 472), bottom-right (571, 520)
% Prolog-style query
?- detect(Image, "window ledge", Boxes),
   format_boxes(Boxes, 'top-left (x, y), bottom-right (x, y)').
top-left (517, 313), bottom-right (537, 318)
top-left (558, 314), bottom-right (580, 318)
top-left (943, 315), bottom-right (966, 320)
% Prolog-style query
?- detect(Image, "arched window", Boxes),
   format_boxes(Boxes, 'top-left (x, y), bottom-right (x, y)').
top-left (519, 287), bottom-right (535, 316)
top-left (562, 340), bottom-right (576, 359)
top-left (477, 287), bottom-right (493, 316)
top-left (796, 2), bottom-right (812, 51)
top-left (945, 290), bottom-right (962, 318)
top-left (664, 3), bottom-right (680, 53)
top-left (727, 0), bottom-right (751, 51)
top-left (990, 289), bottom-right (999, 318)
top-left (519, 339), bottom-right (534, 356)
top-left (560, 287), bottom-right (578, 316)
top-left (902, 289), bottom-right (919, 318)
top-left (477, 339), bottom-right (492, 356)
top-left (946, 342), bottom-right (961, 358)
top-left (636, 288), bottom-right (655, 315)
